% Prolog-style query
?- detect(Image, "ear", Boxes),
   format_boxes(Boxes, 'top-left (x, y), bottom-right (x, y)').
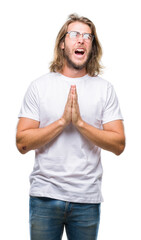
top-left (60, 41), bottom-right (64, 50)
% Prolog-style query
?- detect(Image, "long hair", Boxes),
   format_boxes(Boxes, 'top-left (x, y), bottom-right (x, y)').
top-left (49, 14), bottom-right (103, 76)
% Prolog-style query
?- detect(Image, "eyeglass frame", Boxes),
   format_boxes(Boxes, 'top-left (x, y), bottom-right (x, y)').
top-left (65, 31), bottom-right (94, 41)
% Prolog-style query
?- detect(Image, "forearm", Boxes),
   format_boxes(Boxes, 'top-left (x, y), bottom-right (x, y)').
top-left (16, 119), bottom-right (65, 154)
top-left (76, 120), bottom-right (125, 155)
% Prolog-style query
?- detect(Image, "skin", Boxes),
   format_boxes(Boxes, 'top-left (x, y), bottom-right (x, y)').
top-left (60, 22), bottom-right (93, 77)
top-left (16, 21), bottom-right (125, 155)
top-left (60, 21), bottom-right (93, 78)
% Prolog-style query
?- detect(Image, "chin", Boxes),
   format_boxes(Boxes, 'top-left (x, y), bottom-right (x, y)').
top-left (73, 64), bottom-right (86, 70)
top-left (72, 60), bottom-right (88, 70)
top-left (67, 57), bottom-right (87, 69)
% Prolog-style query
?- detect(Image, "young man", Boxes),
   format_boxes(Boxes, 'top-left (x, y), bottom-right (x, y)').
top-left (16, 14), bottom-right (125, 240)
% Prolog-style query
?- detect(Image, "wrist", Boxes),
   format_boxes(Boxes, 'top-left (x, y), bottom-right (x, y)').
top-left (59, 117), bottom-right (68, 128)
top-left (74, 118), bottom-right (84, 129)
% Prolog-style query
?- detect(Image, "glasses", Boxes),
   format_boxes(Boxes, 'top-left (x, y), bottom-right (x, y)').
top-left (66, 31), bottom-right (94, 42)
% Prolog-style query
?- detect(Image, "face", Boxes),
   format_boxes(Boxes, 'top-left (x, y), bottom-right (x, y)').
top-left (61, 21), bottom-right (93, 70)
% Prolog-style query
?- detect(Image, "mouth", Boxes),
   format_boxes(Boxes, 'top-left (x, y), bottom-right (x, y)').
top-left (74, 48), bottom-right (85, 56)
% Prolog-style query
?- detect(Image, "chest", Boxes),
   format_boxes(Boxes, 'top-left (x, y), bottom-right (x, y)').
top-left (38, 82), bottom-right (105, 128)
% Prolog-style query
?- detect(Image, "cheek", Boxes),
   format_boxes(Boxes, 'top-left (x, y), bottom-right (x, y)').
top-left (64, 45), bottom-right (70, 55)
top-left (87, 43), bottom-right (92, 54)
top-left (64, 43), bottom-right (73, 55)
top-left (64, 39), bottom-right (75, 51)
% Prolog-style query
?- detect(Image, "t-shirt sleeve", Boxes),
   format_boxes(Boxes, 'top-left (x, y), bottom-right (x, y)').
top-left (18, 81), bottom-right (40, 121)
top-left (102, 84), bottom-right (123, 124)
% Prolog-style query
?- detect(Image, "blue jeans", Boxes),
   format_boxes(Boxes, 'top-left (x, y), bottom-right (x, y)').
top-left (29, 196), bottom-right (101, 240)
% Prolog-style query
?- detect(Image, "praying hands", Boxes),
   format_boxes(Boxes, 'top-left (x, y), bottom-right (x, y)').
top-left (61, 85), bottom-right (82, 127)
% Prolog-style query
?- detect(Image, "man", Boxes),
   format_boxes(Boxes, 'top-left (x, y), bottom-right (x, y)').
top-left (16, 14), bottom-right (125, 240)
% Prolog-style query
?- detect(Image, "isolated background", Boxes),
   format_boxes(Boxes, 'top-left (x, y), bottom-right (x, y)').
top-left (0, 0), bottom-right (141, 239)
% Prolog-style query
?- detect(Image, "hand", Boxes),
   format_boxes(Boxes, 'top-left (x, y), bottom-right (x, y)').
top-left (71, 85), bottom-right (83, 127)
top-left (60, 87), bottom-right (72, 127)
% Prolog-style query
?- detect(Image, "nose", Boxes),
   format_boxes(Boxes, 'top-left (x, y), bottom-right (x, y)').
top-left (77, 34), bottom-right (84, 43)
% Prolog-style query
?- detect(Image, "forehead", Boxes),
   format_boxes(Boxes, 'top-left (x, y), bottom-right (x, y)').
top-left (67, 21), bottom-right (91, 33)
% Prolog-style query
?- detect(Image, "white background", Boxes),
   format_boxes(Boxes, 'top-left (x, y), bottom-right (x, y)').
top-left (0, 0), bottom-right (141, 239)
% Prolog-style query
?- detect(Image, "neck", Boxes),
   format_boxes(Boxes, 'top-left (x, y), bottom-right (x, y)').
top-left (61, 64), bottom-right (87, 78)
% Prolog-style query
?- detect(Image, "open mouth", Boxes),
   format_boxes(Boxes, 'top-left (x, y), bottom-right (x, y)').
top-left (75, 49), bottom-right (85, 55)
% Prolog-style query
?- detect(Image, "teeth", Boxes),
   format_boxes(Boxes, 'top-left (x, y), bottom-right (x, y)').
top-left (76, 49), bottom-right (84, 52)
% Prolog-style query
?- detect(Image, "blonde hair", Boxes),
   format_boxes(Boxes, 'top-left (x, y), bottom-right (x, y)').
top-left (49, 14), bottom-right (103, 76)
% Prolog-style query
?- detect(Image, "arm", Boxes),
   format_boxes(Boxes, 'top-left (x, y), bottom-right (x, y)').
top-left (75, 119), bottom-right (125, 155)
top-left (16, 87), bottom-right (72, 154)
top-left (16, 118), bottom-right (66, 154)
top-left (71, 86), bottom-right (125, 155)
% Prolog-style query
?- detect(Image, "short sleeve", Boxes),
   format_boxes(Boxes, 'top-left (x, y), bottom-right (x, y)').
top-left (102, 84), bottom-right (123, 124)
top-left (18, 81), bottom-right (40, 121)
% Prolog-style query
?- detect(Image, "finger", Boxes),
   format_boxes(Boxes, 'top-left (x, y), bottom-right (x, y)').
top-left (74, 87), bottom-right (77, 97)
top-left (74, 87), bottom-right (78, 102)
top-left (72, 91), bottom-right (77, 107)
top-left (71, 85), bottom-right (76, 95)
top-left (71, 85), bottom-right (76, 89)
top-left (67, 88), bottom-right (73, 106)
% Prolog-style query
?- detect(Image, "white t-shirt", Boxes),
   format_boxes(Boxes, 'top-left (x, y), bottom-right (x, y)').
top-left (18, 72), bottom-right (123, 203)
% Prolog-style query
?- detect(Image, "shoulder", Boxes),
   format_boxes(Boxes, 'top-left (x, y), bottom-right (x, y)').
top-left (28, 72), bottom-right (59, 92)
top-left (33, 72), bottom-right (57, 85)
top-left (89, 75), bottom-right (111, 86)
top-left (86, 75), bottom-right (112, 92)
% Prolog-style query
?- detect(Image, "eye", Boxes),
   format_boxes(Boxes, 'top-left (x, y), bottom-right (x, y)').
top-left (83, 33), bottom-right (92, 40)
top-left (69, 31), bottom-right (78, 38)
top-left (83, 33), bottom-right (90, 39)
